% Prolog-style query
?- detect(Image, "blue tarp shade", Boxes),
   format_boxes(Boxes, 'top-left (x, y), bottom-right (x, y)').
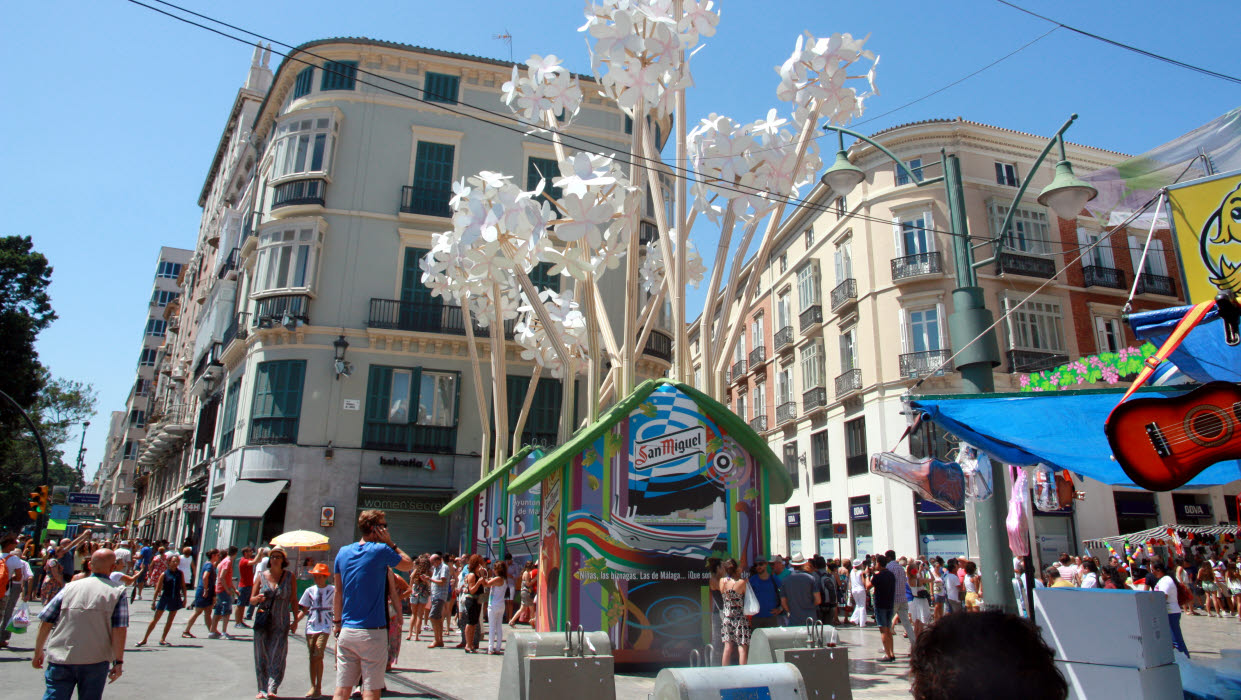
top-left (1128, 304), bottom-right (1241, 384)
top-left (909, 388), bottom-right (1241, 487)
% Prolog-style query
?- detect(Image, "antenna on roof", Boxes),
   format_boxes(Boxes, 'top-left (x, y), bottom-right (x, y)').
top-left (493, 30), bottom-right (513, 63)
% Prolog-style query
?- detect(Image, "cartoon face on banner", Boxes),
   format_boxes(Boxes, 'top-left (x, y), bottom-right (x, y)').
top-left (1168, 170), bottom-right (1241, 301)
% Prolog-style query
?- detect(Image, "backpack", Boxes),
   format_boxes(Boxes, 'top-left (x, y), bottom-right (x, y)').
top-left (0, 555), bottom-right (9, 591)
top-left (815, 570), bottom-right (836, 607)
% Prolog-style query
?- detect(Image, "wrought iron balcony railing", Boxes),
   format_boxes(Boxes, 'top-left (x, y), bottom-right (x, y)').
top-left (400, 185), bottom-right (452, 217)
top-left (362, 423), bottom-right (457, 454)
top-left (774, 325), bottom-right (794, 352)
top-left (250, 417), bottom-right (299, 445)
top-left (802, 386), bottom-right (827, 412)
top-left (748, 345), bottom-right (766, 366)
top-left (731, 359), bottom-right (746, 379)
top-left (799, 305), bottom-right (823, 333)
top-left (217, 247), bottom-right (239, 279)
top-left (812, 463), bottom-right (831, 483)
top-left (368, 298), bottom-right (515, 338)
top-left (996, 251), bottom-right (1056, 279)
top-left (776, 401), bottom-right (797, 424)
top-left (1134, 272), bottom-right (1176, 297)
top-left (899, 349), bottom-right (952, 378)
top-left (271, 178), bottom-right (325, 209)
top-left (891, 251), bottom-right (942, 281)
top-left (830, 279), bottom-right (857, 311)
top-left (252, 294), bottom-right (310, 327)
top-left (643, 330), bottom-right (673, 362)
top-left (834, 368), bottom-right (862, 397)
top-left (1007, 349), bottom-right (1068, 373)
top-left (748, 415), bottom-right (768, 432)
top-left (1082, 265), bottom-right (1126, 290)
top-left (222, 312), bottom-right (250, 348)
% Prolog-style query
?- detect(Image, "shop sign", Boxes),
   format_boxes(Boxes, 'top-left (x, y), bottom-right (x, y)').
top-left (376, 454), bottom-right (438, 470)
top-left (814, 506), bottom-right (832, 523)
top-left (850, 504), bottom-right (871, 520)
top-left (1179, 502), bottom-right (1212, 519)
top-left (184, 502), bottom-right (202, 513)
top-left (1115, 497), bottom-right (1158, 518)
top-left (785, 511), bottom-right (800, 526)
top-left (358, 494), bottom-right (447, 513)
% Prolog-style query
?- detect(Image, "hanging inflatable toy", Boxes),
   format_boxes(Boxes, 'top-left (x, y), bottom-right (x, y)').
top-left (956, 444), bottom-right (994, 501)
top-left (869, 451), bottom-right (965, 511)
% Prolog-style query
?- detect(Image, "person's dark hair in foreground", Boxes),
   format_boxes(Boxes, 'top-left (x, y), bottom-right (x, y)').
top-left (910, 611), bottom-right (1067, 700)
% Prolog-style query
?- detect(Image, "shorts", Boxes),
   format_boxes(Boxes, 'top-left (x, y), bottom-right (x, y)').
top-left (156, 597), bottom-right (184, 612)
top-left (411, 593), bottom-right (429, 605)
top-left (875, 607), bottom-right (894, 629)
top-left (335, 628), bottom-right (387, 692)
top-left (238, 586), bottom-right (252, 608)
top-left (193, 591), bottom-right (215, 609)
top-left (965, 591), bottom-right (980, 608)
top-left (933, 594), bottom-right (946, 606)
top-left (429, 597), bottom-right (447, 620)
top-left (306, 632), bottom-right (329, 658)
top-left (1202, 582), bottom-right (1218, 594)
top-left (213, 591), bottom-right (234, 616)
top-left (520, 589), bottom-right (535, 607)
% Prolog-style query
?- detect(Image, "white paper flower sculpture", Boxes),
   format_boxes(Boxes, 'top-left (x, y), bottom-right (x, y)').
top-left (776, 31), bottom-right (878, 126)
top-left (502, 54), bottom-right (585, 127)
top-left (513, 289), bottom-right (590, 378)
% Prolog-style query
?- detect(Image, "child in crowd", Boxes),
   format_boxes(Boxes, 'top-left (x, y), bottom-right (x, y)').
top-left (294, 563), bottom-right (335, 699)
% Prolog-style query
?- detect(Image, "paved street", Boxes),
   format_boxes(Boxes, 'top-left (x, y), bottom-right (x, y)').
top-left (3, 596), bottom-right (1238, 699)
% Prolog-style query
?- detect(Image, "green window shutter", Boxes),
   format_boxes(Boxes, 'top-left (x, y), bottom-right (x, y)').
top-left (411, 142), bottom-right (455, 217)
top-left (293, 66), bottom-right (314, 99)
top-left (250, 360), bottom-right (305, 444)
top-left (320, 61), bottom-right (358, 92)
top-left (526, 157), bottom-right (563, 206)
top-left (365, 366), bottom-right (394, 422)
top-left (505, 375), bottom-right (561, 448)
top-left (400, 248), bottom-right (442, 331)
top-left (529, 261), bottom-right (560, 293)
top-left (424, 72), bottom-right (459, 104)
top-left (252, 364), bottom-right (275, 419)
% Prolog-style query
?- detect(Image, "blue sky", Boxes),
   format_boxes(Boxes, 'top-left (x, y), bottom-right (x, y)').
top-left (3, 1), bottom-right (1235, 479)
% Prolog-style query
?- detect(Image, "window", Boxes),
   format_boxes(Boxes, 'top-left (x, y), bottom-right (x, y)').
top-left (420, 371), bottom-right (459, 426)
top-left (145, 319), bottom-right (166, 337)
top-left (811, 430), bottom-right (830, 483)
top-left (122, 440), bottom-right (136, 460)
top-left (293, 66), bottom-right (314, 99)
top-left (733, 335), bottom-right (746, 362)
top-left (834, 240), bottom-right (853, 283)
top-left (320, 60), bottom-right (358, 91)
top-left (253, 224), bottom-right (321, 294)
top-left (219, 376), bottom-right (242, 452)
top-left (735, 393), bottom-right (747, 421)
top-left (845, 417), bottom-right (867, 476)
top-left (796, 262), bottom-right (821, 311)
top-left (906, 307), bottom-right (942, 353)
top-left (527, 157), bottom-right (564, 205)
top-left (989, 202), bottom-right (1050, 255)
top-left (1129, 235), bottom-right (1169, 277)
top-left (1004, 297), bottom-right (1065, 352)
top-left (776, 366), bottom-right (792, 404)
top-left (270, 114), bottom-right (337, 180)
top-left (839, 326), bottom-right (857, 372)
top-left (898, 215), bottom-right (932, 256)
top-left (776, 293), bottom-right (791, 331)
top-left (424, 72), bottom-right (460, 104)
top-left (134, 378), bottom-right (149, 397)
top-left (995, 161), bottom-right (1018, 187)
top-left (801, 341), bottom-right (824, 390)
top-left (835, 196), bottom-right (846, 217)
top-left (138, 348), bottom-right (158, 366)
top-left (896, 158), bottom-right (924, 186)
top-left (752, 384), bottom-right (765, 422)
top-left (910, 419), bottom-right (953, 461)
top-left (1095, 316), bottom-right (1124, 353)
top-left (779, 253), bottom-right (788, 274)
top-left (693, 365), bottom-right (702, 387)
top-left (784, 442), bottom-right (800, 490)
top-left (1078, 228), bottom-right (1114, 268)
top-left (504, 375), bottom-right (560, 448)
top-left (151, 290), bottom-right (178, 307)
top-left (250, 360), bottom-right (306, 444)
top-left (751, 315), bottom-right (764, 350)
top-left (365, 366), bottom-right (460, 453)
top-left (130, 409), bottom-right (146, 428)
top-left (804, 227), bottom-right (814, 248)
top-left (408, 141), bottom-right (456, 217)
top-left (156, 261), bottom-right (183, 279)
top-left (529, 261), bottom-right (561, 293)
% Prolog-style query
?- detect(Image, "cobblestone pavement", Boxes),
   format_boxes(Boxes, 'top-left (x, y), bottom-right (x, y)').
top-left (3, 597), bottom-right (1237, 699)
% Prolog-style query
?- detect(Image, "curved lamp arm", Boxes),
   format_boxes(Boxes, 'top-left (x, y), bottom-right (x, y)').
top-left (822, 126), bottom-right (944, 189)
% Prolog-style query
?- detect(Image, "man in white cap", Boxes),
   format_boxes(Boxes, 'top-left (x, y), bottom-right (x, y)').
top-left (780, 554), bottom-right (821, 627)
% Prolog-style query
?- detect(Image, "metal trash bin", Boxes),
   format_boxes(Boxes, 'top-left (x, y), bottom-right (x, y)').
top-left (652, 663), bottom-right (807, 700)
top-left (498, 627), bottom-right (615, 700)
top-left (750, 621), bottom-right (851, 699)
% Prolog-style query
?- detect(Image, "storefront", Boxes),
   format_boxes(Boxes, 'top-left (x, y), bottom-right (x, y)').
top-left (1034, 502), bottom-right (1076, 565)
top-left (1173, 494), bottom-right (1214, 527)
top-left (1114, 492), bottom-right (1159, 535)
top-left (814, 502), bottom-right (834, 559)
top-left (356, 487), bottom-right (453, 555)
top-left (850, 496), bottom-right (872, 558)
top-left (785, 507), bottom-right (801, 557)
top-left (915, 496), bottom-right (968, 559)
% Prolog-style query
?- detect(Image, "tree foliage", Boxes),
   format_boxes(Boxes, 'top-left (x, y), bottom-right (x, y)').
top-left (0, 235), bottom-right (55, 413)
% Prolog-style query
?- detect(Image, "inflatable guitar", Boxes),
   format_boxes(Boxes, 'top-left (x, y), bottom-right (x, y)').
top-left (1105, 381), bottom-right (1241, 491)
top-left (870, 452), bottom-right (965, 511)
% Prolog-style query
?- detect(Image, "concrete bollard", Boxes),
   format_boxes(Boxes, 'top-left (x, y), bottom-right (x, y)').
top-left (498, 628), bottom-right (615, 700)
top-left (651, 663), bottom-right (807, 700)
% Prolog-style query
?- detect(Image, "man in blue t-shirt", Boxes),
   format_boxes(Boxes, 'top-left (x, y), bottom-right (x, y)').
top-left (332, 510), bottom-right (412, 700)
top-left (131, 542), bottom-right (154, 602)
top-left (748, 561), bottom-right (783, 629)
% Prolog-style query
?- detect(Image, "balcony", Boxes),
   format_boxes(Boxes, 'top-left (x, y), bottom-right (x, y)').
top-left (776, 401), bottom-right (797, 425)
top-left (802, 386), bottom-right (827, 413)
top-left (748, 345), bottom-right (766, 366)
top-left (774, 326), bottom-right (794, 353)
top-left (891, 251), bottom-right (943, 281)
top-left (639, 220), bottom-right (659, 245)
top-left (271, 178), bottom-right (325, 209)
top-left (834, 368), bottom-right (862, 397)
top-left (846, 455), bottom-right (867, 477)
top-left (812, 463), bottom-right (831, 484)
top-left (400, 185), bottom-right (451, 218)
top-left (217, 247), bottom-right (239, 279)
top-left (252, 294), bottom-right (310, 328)
top-left (900, 349), bottom-right (953, 378)
top-left (192, 342), bottom-right (223, 383)
top-left (996, 251), bottom-right (1056, 279)
top-left (731, 359), bottom-right (747, 380)
top-left (363, 422), bottom-right (457, 454)
top-left (222, 312), bottom-right (250, 349)
top-left (1007, 349), bottom-right (1069, 373)
top-left (799, 305), bottom-right (823, 333)
top-left (368, 299), bottom-right (515, 338)
top-left (1135, 273), bottom-right (1176, 297)
top-left (830, 279), bottom-right (857, 312)
top-left (1082, 265), bottom-right (1126, 290)
top-left (748, 415), bottom-right (768, 432)
top-left (250, 417), bottom-right (299, 445)
top-left (643, 330), bottom-right (673, 362)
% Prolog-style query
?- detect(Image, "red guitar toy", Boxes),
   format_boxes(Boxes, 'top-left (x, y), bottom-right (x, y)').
top-left (1105, 381), bottom-right (1241, 491)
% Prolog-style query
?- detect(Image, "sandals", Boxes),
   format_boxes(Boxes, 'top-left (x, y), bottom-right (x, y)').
top-left (182, 632), bottom-right (196, 638)
top-left (159, 641), bottom-right (172, 646)
top-left (136, 641), bottom-right (147, 647)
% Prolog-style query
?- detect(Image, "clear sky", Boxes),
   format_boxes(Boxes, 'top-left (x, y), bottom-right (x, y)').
top-left (3, 0), bottom-right (1235, 480)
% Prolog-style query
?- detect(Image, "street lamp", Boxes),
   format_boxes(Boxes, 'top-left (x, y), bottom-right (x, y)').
top-left (332, 335), bottom-right (352, 380)
top-left (822, 114), bottom-right (1091, 615)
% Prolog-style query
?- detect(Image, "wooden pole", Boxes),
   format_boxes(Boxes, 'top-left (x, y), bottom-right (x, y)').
top-left (511, 364), bottom-right (543, 455)
top-left (461, 298), bottom-right (492, 477)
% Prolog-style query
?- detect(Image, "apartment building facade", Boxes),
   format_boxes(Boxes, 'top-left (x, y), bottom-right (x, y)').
top-left (692, 117), bottom-right (1240, 563)
top-left (128, 40), bottom-right (669, 556)
top-left (96, 246), bottom-right (191, 529)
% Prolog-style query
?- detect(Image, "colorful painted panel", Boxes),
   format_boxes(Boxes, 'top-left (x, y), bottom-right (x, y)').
top-left (540, 383), bottom-right (768, 663)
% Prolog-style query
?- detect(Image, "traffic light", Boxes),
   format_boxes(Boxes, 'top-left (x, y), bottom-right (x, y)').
top-left (27, 485), bottom-right (49, 521)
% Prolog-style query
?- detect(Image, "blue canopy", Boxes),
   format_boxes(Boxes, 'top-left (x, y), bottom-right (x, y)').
top-left (1128, 304), bottom-right (1241, 384)
top-left (909, 388), bottom-right (1241, 487)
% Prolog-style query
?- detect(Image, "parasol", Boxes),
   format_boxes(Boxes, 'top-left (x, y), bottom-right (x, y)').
top-left (270, 530), bottom-right (330, 551)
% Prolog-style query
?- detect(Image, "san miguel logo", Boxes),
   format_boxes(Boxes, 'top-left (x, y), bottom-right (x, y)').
top-left (634, 426), bottom-right (707, 471)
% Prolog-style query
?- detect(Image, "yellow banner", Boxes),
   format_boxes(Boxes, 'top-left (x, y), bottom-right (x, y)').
top-left (1168, 170), bottom-right (1241, 302)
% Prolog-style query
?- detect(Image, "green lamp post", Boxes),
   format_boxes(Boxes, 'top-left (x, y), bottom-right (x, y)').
top-left (820, 115), bottom-right (1097, 613)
